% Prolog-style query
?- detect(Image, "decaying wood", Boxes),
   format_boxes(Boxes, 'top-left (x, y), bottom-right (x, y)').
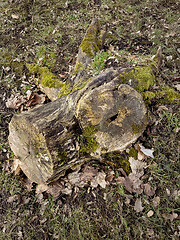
top-left (8, 19), bottom-right (151, 184)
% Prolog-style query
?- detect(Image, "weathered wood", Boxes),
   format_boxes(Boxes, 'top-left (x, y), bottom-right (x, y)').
top-left (8, 19), bottom-right (154, 184)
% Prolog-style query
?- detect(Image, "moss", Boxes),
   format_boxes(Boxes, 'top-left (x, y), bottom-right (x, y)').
top-left (10, 61), bottom-right (27, 75)
top-left (79, 126), bottom-right (99, 153)
top-left (57, 151), bottom-right (68, 166)
top-left (74, 61), bottom-right (86, 73)
top-left (26, 64), bottom-right (64, 88)
top-left (58, 77), bottom-right (90, 98)
top-left (80, 19), bottom-right (101, 58)
top-left (157, 86), bottom-right (180, 104)
top-left (131, 122), bottom-right (144, 134)
top-left (142, 91), bottom-right (156, 104)
top-left (104, 152), bottom-right (131, 175)
top-left (128, 147), bottom-right (138, 160)
top-left (120, 66), bottom-right (155, 93)
top-left (142, 87), bottom-right (180, 105)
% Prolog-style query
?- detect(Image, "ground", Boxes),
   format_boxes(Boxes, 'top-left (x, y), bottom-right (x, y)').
top-left (0, 0), bottom-right (179, 239)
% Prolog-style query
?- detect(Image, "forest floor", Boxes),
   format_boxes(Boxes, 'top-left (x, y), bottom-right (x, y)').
top-left (0, 0), bottom-right (179, 239)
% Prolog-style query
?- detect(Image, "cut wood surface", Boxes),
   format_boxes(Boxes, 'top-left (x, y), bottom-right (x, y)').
top-left (8, 19), bottom-right (155, 184)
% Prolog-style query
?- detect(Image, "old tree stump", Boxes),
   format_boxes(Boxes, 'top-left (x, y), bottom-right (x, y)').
top-left (9, 19), bottom-right (159, 184)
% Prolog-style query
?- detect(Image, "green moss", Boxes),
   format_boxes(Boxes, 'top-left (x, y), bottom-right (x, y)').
top-left (58, 77), bottom-right (90, 98)
top-left (27, 64), bottom-right (64, 88)
top-left (142, 91), bottom-right (156, 104)
top-left (142, 87), bottom-right (180, 105)
top-left (10, 61), bottom-right (26, 75)
top-left (104, 152), bottom-right (131, 175)
top-left (131, 122), bottom-right (144, 134)
top-left (128, 147), bottom-right (138, 160)
top-left (79, 126), bottom-right (99, 153)
top-left (157, 86), bottom-right (180, 104)
top-left (74, 61), bottom-right (86, 73)
top-left (120, 66), bottom-right (155, 93)
top-left (57, 151), bottom-right (68, 166)
top-left (80, 20), bottom-right (101, 58)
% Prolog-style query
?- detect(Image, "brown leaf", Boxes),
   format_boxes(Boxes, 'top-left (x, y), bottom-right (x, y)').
top-left (116, 173), bottom-right (143, 194)
top-left (129, 157), bottom-right (147, 177)
top-left (144, 183), bottom-right (156, 197)
top-left (7, 194), bottom-right (18, 203)
top-left (152, 196), bottom-right (160, 208)
top-left (11, 158), bottom-right (22, 175)
top-left (47, 181), bottom-right (63, 199)
top-left (36, 183), bottom-right (49, 195)
top-left (6, 93), bottom-right (26, 109)
top-left (91, 171), bottom-right (107, 188)
top-left (134, 198), bottom-right (144, 212)
top-left (26, 93), bottom-right (45, 107)
top-left (162, 212), bottom-right (178, 221)
top-left (80, 165), bottom-right (98, 182)
top-left (20, 177), bottom-right (33, 191)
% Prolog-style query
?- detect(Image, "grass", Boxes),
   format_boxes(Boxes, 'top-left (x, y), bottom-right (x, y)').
top-left (0, 0), bottom-right (179, 239)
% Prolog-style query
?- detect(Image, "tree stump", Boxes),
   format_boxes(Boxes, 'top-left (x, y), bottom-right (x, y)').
top-left (8, 19), bottom-right (156, 184)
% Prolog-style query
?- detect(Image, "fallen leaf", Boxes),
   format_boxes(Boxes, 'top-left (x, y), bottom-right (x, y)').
top-left (26, 93), bottom-right (45, 107)
top-left (134, 198), bottom-right (144, 212)
top-left (7, 194), bottom-right (18, 203)
top-left (21, 196), bottom-right (30, 204)
top-left (6, 93), bottom-right (26, 109)
top-left (36, 183), bottom-right (49, 195)
top-left (20, 177), bottom-right (33, 191)
top-left (80, 165), bottom-right (98, 182)
top-left (68, 171), bottom-right (81, 186)
top-left (147, 210), bottom-right (154, 217)
top-left (47, 181), bottom-right (63, 199)
top-left (144, 183), bottom-right (156, 196)
top-left (138, 144), bottom-right (154, 158)
top-left (116, 173), bottom-right (143, 194)
top-left (172, 190), bottom-right (180, 200)
top-left (91, 171), bottom-right (107, 188)
top-left (162, 212), bottom-right (178, 221)
top-left (11, 14), bottom-right (19, 19)
top-left (61, 187), bottom-right (72, 195)
top-left (129, 157), bottom-right (147, 177)
top-left (11, 158), bottom-right (22, 175)
top-left (152, 196), bottom-right (160, 208)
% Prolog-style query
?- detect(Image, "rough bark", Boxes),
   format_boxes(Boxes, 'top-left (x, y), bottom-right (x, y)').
top-left (8, 19), bottom-right (151, 184)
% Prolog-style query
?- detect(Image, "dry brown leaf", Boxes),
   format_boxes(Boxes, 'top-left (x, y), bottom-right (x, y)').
top-left (36, 183), bottom-right (49, 195)
top-left (129, 157), bottom-right (147, 177)
top-left (116, 173), bottom-right (143, 194)
top-left (152, 196), bottom-right (160, 208)
top-left (68, 171), bottom-right (81, 185)
top-left (26, 93), bottom-right (45, 107)
top-left (91, 171), bottom-right (107, 188)
top-left (20, 177), bottom-right (33, 191)
top-left (105, 172), bottom-right (114, 182)
top-left (80, 165), bottom-right (98, 182)
top-left (6, 93), bottom-right (26, 109)
top-left (162, 212), bottom-right (178, 221)
top-left (47, 181), bottom-right (63, 199)
top-left (134, 198), bottom-right (144, 212)
top-left (7, 194), bottom-right (18, 203)
top-left (61, 187), bottom-right (72, 195)
top-left (144, 183), bottom-right (156, 197)
top-left (11, 158), bottom-right (22, 175)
